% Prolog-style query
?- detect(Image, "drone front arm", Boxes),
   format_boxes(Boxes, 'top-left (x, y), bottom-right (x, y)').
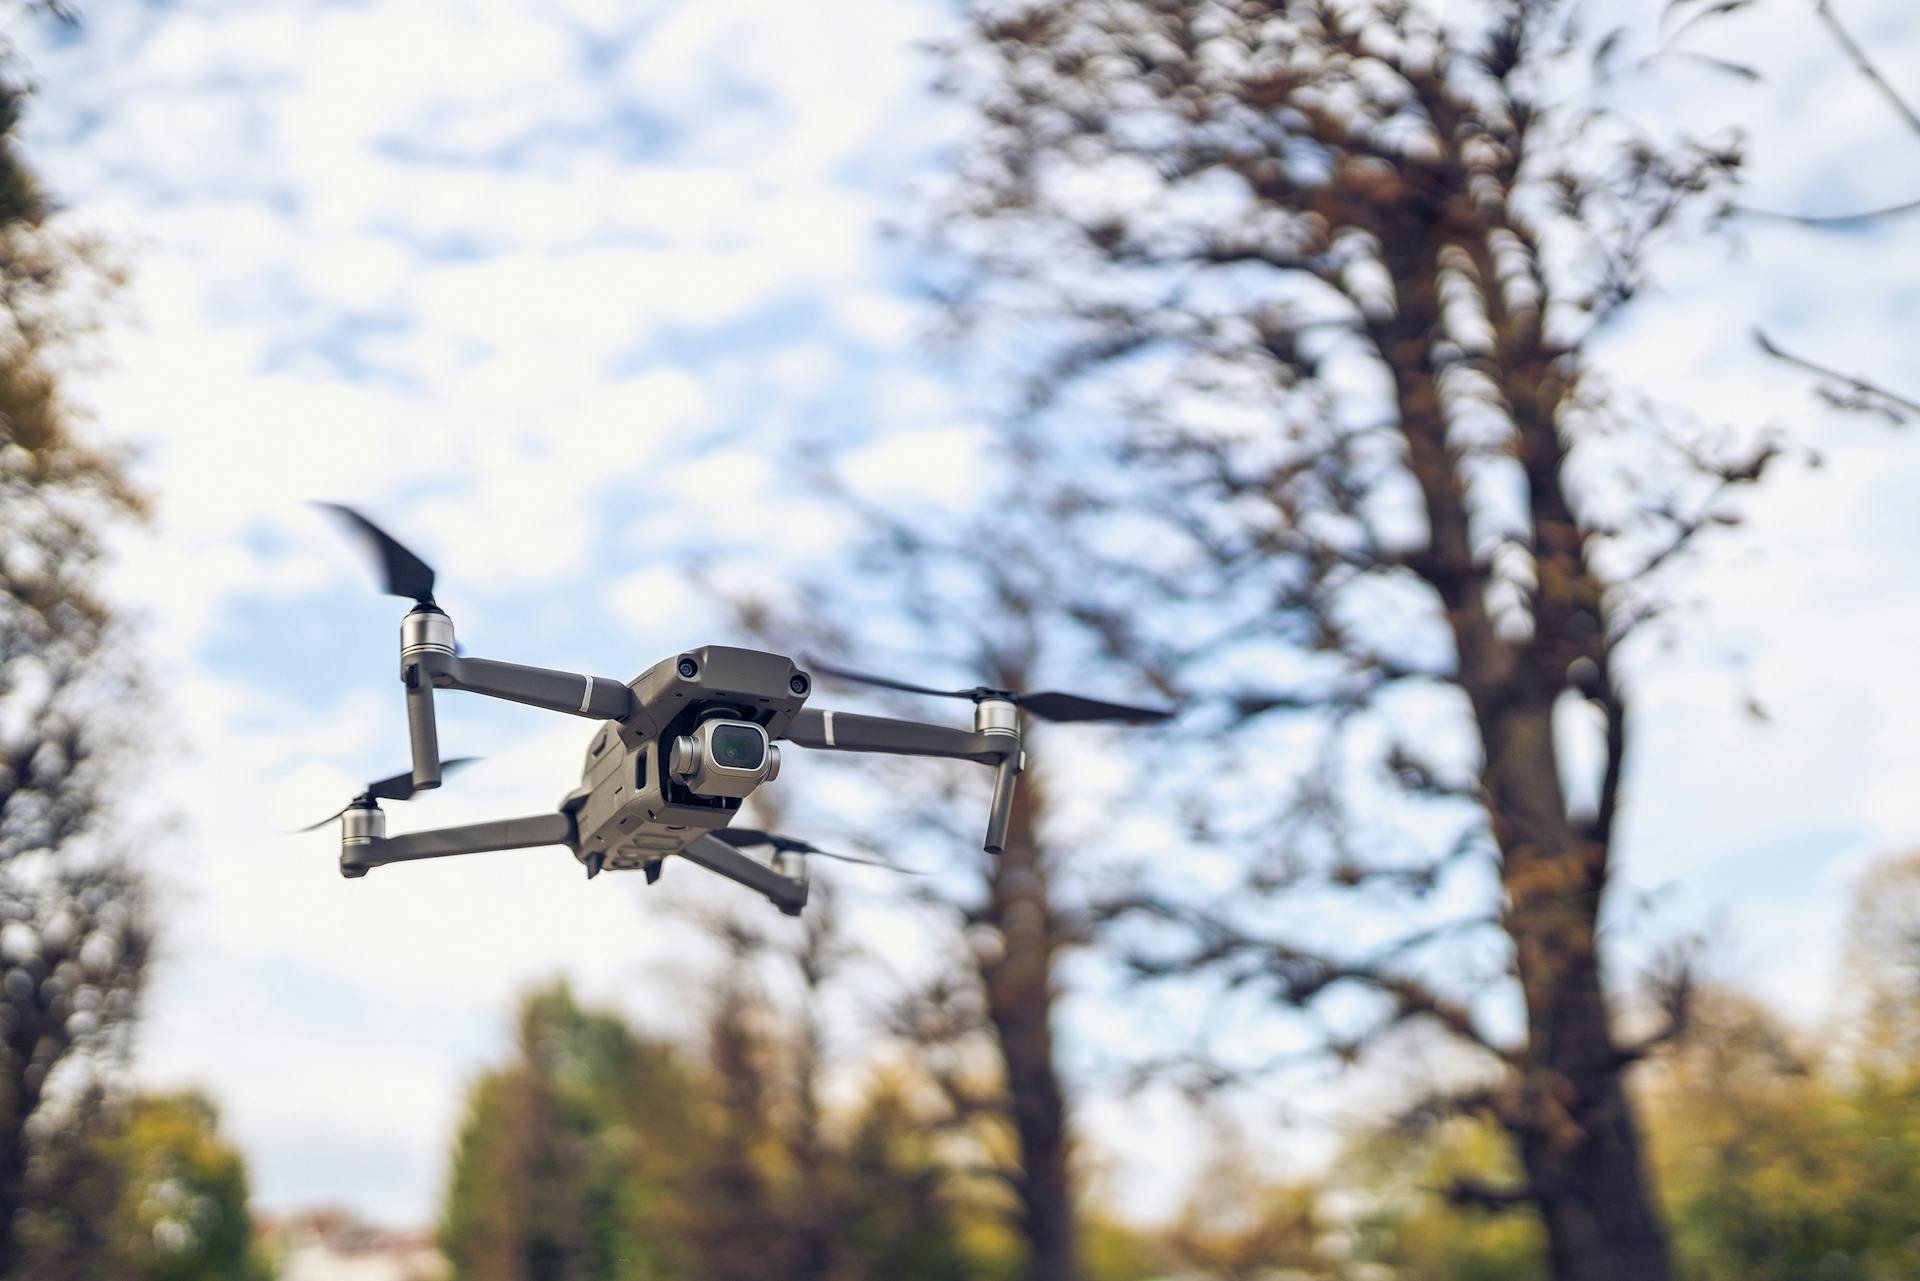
top-left (342, 811), bottom-right (575, 877)
top-left (782, 708), bottom-right (1005, 764)
top-left (782, 707), bottom-right (1024, 856)
top-left (420, 652), bottom-right (638, 721)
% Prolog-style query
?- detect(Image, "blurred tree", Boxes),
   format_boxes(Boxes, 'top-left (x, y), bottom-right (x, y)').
top-left (692, 892), bottom-right (985, 1281)
top-left (833, 1078), bottom-right (983, 1281)
top-left (1346, 1116), bottom-right (1548, 1281)
top-left (0, 4), bottom-right (151, 1276)
top-left (441, 953), bottom-right (985, 1281)
top-left (689, 916), bottom-right (799, 1281)
top-left (1838, 851), bottom-right (1920, 1077)
top-left (107, 1093), bottom-right (269, 1281)
top-left (1154, 1137), bottom-right (1342, 1281)
top-left (439, 981), bottom-right (703, 1281)
top-left (920, 2), bottom-right (1805, 1279)
top-left (1636, 987), bottom-right (1920, 1281)
top-left (1346, 982), bottom-right (1920, 1281)
top-left (18, 1089), bottom-right (268, 1281)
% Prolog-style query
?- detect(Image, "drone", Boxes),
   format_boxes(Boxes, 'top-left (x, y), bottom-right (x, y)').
top-left (300, 505), bottom-right (1175, 916)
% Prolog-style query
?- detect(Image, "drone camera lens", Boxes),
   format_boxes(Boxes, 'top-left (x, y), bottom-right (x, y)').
top-left (677, 656), bottom-right (699, 679)
top-left (709, 723), bottom-right (765, 771)
top-left (789, 673), bottom-right (809, 696)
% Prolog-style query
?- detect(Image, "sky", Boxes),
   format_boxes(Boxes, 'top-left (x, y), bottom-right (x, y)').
top-left (7, 0), bottom-right (1920, 1230)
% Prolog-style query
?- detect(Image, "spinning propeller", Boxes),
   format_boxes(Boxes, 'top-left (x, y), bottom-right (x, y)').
top-left (804, 657), bottom-right (1175, 724)
top-left (319, 501), bottom-right (466, 649)
top-left (318, 502), bottom-right (473, 791)
top-left (318, 502), bottom-right (438, 606)
top-left (710, 828), bottom-right (923, 874)
top-left (290, 757), bottom-right (479, 832)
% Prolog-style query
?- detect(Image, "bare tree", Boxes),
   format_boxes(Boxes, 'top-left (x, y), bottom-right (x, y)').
top-left (916, 2), bottom-right (1808, 1278)
top-left (735, 474), bottom-right (1118, 1281)
top-left (0, 12), bottom-right (151, 1274)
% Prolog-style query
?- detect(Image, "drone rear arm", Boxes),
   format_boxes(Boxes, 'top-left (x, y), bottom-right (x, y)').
top-left (677, 834), bottom-right (809, 916)
top-left (341, 813), bottom-right (809, 915)
top-left (342, 812), bottom-right (575, 876)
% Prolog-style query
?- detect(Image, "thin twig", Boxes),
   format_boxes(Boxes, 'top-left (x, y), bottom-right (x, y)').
top-left (1755, 328), bottom-right (1920, 421)
top-left (1816, 0), bottom-right (1920, 138)
top-left (1731, 194), bottom-right (1920, 227)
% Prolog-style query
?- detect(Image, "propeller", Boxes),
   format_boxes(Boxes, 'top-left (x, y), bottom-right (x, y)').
top-left (711, 827), bottom-right (923, 874)
top-left (289, 757), bottom-right (478, 832)
top-left (803, 656), bottom-right (1175, 724)
top-left (317, 502), bottom-right (438, 605)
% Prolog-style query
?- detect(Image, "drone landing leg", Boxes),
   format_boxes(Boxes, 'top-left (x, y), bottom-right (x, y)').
top-left (343, 812), bottom-right (575, 877)
top-left (983, 753), bottom-right (1022, 857)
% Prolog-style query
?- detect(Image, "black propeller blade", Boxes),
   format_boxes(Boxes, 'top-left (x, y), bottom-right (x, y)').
top-left (317, 502), bottom-right (438, 605)
top-left (711, 828), bottom-right (923, 874)
top-left (289, 757), bottom-right (478, 832)
top-left (802, 659), bottom-right (976, 701)
top-left (1007, 690), bottom-right (1175, 724)
top-left (804, 656), bottom-right (1175, 725)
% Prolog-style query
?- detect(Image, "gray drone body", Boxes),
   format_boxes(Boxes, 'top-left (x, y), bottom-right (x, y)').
top-left (310, 505), bottom-right (1171, 916)
top-left (563, 646), bottom-right (807, 874)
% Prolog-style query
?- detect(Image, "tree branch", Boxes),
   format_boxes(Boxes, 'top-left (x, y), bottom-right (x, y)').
top-left (1441, 1175), bottom-right (1538, 1214)
top-left (1816, 0), bottom-right (1920, 138)
top-left (1731, 195), bottom-right (1920, 227)
top-left (1756, 328), bottom-right (1920, 424)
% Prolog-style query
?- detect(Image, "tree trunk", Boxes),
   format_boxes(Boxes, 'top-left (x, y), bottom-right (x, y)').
top-left (1386, 222), bottom-right (1673, 1277)
top-left (0, 1111), bottom-right (24, 1281)
top-left (1523, 1016), bottom-right (1673, 1281)
top-left (1490, 705), bottom-right (1671, 1281)
top-left (0, 995), bottom-right (53, 1281)
top-left (976, 771), bottom-right (1078, 1281)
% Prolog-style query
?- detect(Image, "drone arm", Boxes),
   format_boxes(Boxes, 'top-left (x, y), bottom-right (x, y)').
top-left (343, 812), bottom-right (575, 875)
top-left (677, 834), bottom-right (809, 916)
top-left (782, 709), bottom-right (1004, 764)
top-left (783, 707), bottom-right (1023, 856)
top-left (422, 653), bottom-right (637, 721)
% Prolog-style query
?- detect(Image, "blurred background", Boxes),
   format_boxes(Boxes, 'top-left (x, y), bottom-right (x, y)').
top-left (0, 0), bottom-right (1916, 1278)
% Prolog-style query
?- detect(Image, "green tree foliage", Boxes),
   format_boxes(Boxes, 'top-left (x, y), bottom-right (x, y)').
top-left (0, 5), bottom-right (151, 1275)
top-left (1333, 977), bottom-right (1920, 1281)
top-left (439, 970), bottom-right (982, 1281)
top-left (1153, 1139), bottom-right (1344, 1281)
top-left (19, 1090), bottom-right (268, 1281)
top-left (1347, 1118), bottom-right (1547, 1281)
top-left (108, 1093), bottom-right (270, 1281)
top-left (440, 981), bottom-right (702, 1281)
top-left (1631, 890), bottom-right (1920, 1281)
top-left (1839, 851), bottom-right (1920, 1076)
top-left (1643, 1008), bottom-right (1914, 1280)
top-left (832, 1082), bottom-right (982, 1281)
